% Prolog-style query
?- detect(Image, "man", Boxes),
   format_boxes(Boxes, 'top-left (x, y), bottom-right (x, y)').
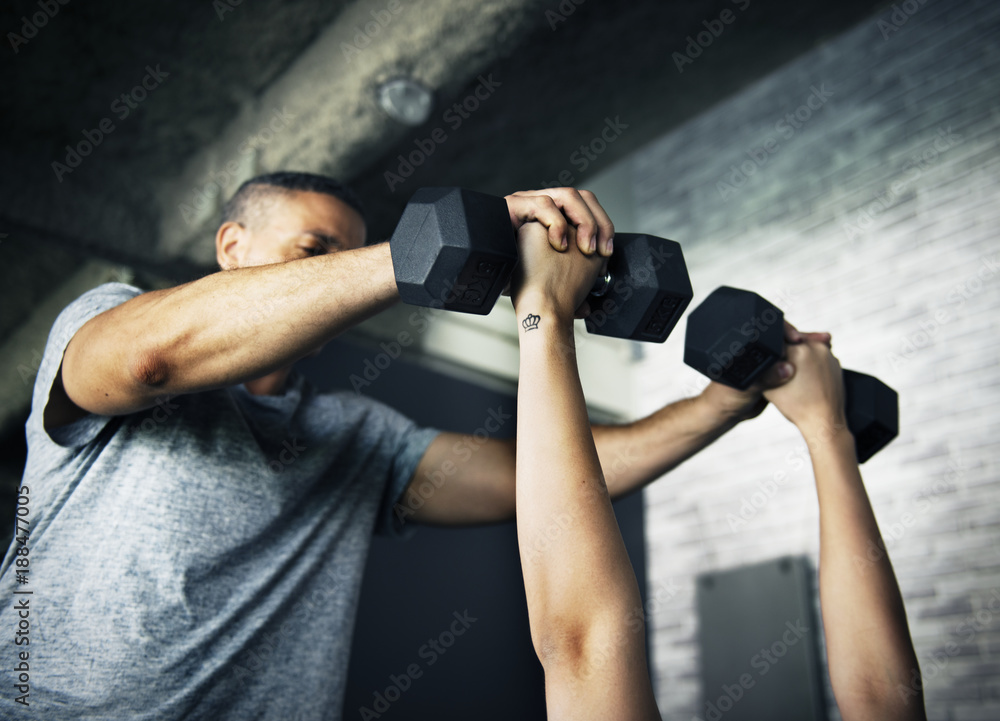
top-left (0, 172), bottom-right (794, 719)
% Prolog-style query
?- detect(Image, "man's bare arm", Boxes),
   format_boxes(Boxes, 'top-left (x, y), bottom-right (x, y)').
top-left (596, 322), bottom-right (831, 498)
top-left (49, 186), bottom-right (613, 428)
top-left (403, 332), bottom-right (818, 525)
top-left (54, 244), bottom-right (398, 423)
top-left (402, 388), bottom-right (751, 525)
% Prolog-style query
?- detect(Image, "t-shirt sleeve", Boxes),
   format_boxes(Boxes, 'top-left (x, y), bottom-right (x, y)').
top-left (369, 406), bottom-right (440, 539)
top-left (28, 282), bottom-right (145, 449)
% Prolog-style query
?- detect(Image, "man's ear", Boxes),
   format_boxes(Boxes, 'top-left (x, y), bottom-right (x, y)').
top-left (216, 221), bottom-right (248, 270)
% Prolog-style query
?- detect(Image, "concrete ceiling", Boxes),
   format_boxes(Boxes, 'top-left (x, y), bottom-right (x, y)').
top-left (0, 0), bottom-right (890, 436)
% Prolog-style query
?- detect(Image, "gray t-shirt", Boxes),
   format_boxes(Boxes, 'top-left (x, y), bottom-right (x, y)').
top-left (0, 283), bottom-right (439, 720)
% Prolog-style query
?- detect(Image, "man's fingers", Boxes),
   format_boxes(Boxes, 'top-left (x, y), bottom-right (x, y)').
top-left (577, 189), bottom-right (615, 256)
top-left (784, 319), bottom-right (831, 347)
top-left (801, 331), bottom-right (832, 348)
top-left (814, 332), bottom-right (833, 348)
top-left (538, 188), bottom-right (598, 255)
top-left (757, 360), bottom-right (795, 389)
top-left (506, 193), bottom-right (570, 250)
top-left (508, 188), bottom-right (613, 256)
top-left (784, 320), bottom-right (804, 344)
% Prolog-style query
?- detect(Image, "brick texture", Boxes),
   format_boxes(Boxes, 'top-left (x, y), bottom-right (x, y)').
top-left (621, 0), bottom-right (1000, 718)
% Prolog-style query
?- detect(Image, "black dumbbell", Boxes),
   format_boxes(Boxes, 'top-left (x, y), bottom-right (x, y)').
top-left (389, 187), bottom-right (693, 342)
top-left (683, 286), bottom-right (898, 462)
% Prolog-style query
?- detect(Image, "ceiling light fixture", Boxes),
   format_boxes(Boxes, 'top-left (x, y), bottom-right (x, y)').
top-left (376, 78), bottom-right (433, 126)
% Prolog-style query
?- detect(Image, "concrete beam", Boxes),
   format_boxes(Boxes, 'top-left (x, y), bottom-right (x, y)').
top-left (155, 0), bottom-right (542, 267)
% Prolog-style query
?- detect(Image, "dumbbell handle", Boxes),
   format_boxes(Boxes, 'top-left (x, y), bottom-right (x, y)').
top-left (590, 269), bottom-right (613, 297)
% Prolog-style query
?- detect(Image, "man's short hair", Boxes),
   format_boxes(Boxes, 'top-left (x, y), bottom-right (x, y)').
top-left (221, 171), bottom-right (366, 232)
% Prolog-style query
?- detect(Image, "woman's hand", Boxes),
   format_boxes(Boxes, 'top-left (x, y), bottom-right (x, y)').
top-left (509, 221), bottom-right (606, 325)
top-left (763, 338), bottom-right (847, 438)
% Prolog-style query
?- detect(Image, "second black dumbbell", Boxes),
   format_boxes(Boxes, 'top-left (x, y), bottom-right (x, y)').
top-left (389, 187), bottom-right (693, 343)
top-left (683, 286), bottom-right (898, 463)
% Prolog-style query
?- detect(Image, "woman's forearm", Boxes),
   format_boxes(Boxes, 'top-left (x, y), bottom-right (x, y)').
top-left (805, 425), bottom-right (925, 721)
top-left (515, 307), bottom-right (643, 660)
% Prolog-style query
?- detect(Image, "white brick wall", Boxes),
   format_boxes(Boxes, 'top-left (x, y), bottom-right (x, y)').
top-left (618, 0), bottom-right (1000, 718)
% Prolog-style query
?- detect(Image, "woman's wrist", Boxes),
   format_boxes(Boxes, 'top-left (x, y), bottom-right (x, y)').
top-left (513, 290), bottom-right (576, 329)
top-left (798, 414), bottom-right (854, 455)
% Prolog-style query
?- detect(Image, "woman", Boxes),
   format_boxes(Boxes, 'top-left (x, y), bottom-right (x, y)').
top-left (509, 220), bottom-right (925, 720)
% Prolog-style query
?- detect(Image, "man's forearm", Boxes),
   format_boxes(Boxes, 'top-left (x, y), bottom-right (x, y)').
top-left (67, 243), bottom-right (398, 413)
top-left (595, 386), bottom-right (745, 499)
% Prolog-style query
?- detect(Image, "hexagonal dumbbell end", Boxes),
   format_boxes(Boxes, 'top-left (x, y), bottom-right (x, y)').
top-left (584, 233), bottom-right (693, 342)
top-left (684, 286), bottom-right (785, 390)
top-left (390, 187), bottom-right (517, 314)
top-left (843, 370), bottom-right (899, 463)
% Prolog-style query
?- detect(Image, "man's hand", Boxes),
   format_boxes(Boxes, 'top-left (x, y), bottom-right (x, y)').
top-left (505, 187), bottom-right (615, 257)
top-left (700, 321), bottom-right (833, 423)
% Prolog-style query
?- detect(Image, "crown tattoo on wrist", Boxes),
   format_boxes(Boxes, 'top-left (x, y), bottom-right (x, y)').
top-left (522, 313), bottom-right (541, 332)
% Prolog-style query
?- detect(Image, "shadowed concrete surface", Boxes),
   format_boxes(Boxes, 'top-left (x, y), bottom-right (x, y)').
top-left (0, 0), bottom-right (890, 444)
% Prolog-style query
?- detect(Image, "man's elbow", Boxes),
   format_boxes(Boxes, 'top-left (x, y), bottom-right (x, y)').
top-left (129, 347), bottom-right (171, 389)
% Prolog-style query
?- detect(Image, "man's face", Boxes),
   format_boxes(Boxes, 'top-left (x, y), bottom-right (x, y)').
top-left (217, 189), bottom-right (367, 269)
top-left (215, 189), bottom-right (368, 363)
